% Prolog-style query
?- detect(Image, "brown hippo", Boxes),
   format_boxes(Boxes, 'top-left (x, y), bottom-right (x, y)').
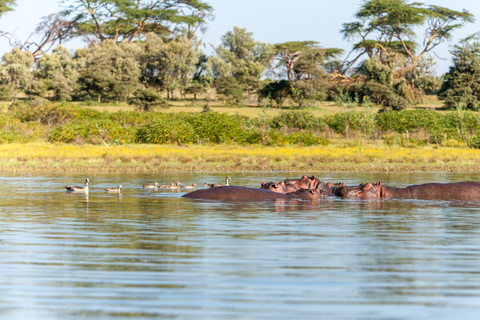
top-left (374, 180), bottom-right (480, 200)
top-left (332, 182), bottom-right (380, 198)
top-left (260, 181), bottom-right (289, 193)
top-left (262, 176), bottom-right (332, 195)
top-left (182, 185), bottom-right (329, 201)
top-left (284, 175), bottom-right (319, 190)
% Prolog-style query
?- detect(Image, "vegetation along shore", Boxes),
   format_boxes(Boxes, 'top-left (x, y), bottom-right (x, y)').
top-left (3, 142), bottom-right (480, 173)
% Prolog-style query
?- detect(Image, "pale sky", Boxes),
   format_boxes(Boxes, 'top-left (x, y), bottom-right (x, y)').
top-left (1, 0), bottom-right (480, 74)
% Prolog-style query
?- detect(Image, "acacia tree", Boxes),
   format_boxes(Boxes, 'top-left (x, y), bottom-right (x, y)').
top-left (60, 0), bottom-right (213, 43)
top-left (341, 0), bottom-right (473, 71)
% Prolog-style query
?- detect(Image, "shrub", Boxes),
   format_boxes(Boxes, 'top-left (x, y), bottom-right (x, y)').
top-left (134, 114), bottom-right (196, 144)
top-left (270, 111), bottom-right (324, 131)
top-left (48, 119), bottom-right (130, 144)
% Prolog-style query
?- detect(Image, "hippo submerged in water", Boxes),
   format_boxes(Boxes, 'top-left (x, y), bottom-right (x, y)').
top-left (374, 181), bottom-right (480, 200)
top-left (182, 185), bottom-right (330, 201)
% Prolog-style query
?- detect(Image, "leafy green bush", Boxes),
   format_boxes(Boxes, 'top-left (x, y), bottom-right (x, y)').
top-left (134, 114), bottom-right (196, 144)
top-left (0, 114), bottom-right (46, 143)
top-left (183, 112), bottom-right (246, 144)
top-left (48, 119), bottom-right (130, 144)
top-left (286, 132), bottom-right (330, 146)
top-left (270, 111), bottom-right (324, 131)
top-left (14, 103), bottom-right (103, 125)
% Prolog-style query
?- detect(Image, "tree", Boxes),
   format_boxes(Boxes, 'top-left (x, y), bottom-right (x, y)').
top-left (341, 0), bottom-right (473, 71)
top-left (34, 45), bottom-right (79, 101)
top-left (140, 33), bottom-right (200, 100)
top-left (60, 0), bottom-right (213, 43)
top-left (207, 27), bottom-right (272, 96)
top-left (128, 87), bottom-right (167, 111)
top-left (438, 36), bottom-right (480, 110)
top-left (76, 40), bottom-right (142, 102)
top-left (273, 42), bottom-right (343, 80)
top-left (0, 47), bottom-right (33, 101)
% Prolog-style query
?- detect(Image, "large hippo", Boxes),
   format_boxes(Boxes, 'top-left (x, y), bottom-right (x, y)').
top-left (182, 185), bottom-right (328, 201)
top-left (374, 181), bottom-right (480, 200)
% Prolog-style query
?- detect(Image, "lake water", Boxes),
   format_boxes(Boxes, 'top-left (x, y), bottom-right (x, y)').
top-left (1, 172), bottom-right (480, 319)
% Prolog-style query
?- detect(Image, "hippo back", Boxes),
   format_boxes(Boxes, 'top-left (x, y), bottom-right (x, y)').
top-left (183, 186), bottom-right (290, 201)
top-left (408, 181), bottom-right (480, 200)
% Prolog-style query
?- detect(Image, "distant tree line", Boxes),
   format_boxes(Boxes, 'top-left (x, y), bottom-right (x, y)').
top-left (0, 0), bottom-right (479, 111)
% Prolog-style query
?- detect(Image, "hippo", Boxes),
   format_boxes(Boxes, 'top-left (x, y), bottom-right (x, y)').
top-left (182, 185), bottom-right (328, 201)
top-left (261, 175), bottom-right (327, 194)
top-left (332, 182), bottom-right (380, 198)
top-left (284, 175), bottom-right (318, 190)
top-left (374, 181), bottom-right (480, 200)
top-left (260, 181), bottom-right (289, 193)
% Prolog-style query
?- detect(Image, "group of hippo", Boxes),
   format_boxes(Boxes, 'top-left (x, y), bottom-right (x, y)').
top-left (182, 175), bottom-right (480, 201)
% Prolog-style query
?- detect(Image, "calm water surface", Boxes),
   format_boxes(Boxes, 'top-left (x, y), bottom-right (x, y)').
top-left (1, 172), bottom-right (480, 319)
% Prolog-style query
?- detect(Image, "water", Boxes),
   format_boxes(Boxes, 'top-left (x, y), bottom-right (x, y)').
top-left (1, 172), bottom-right (480, 319)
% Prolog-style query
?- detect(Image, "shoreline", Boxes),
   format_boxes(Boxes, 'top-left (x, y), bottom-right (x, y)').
top-left (1, 143), bottom-right (480, 173)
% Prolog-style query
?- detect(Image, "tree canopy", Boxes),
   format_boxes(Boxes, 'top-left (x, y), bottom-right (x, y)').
top-left (342, 0), bottom-right (474, 70)
top-left (60, 0), bottom-right (213, 43)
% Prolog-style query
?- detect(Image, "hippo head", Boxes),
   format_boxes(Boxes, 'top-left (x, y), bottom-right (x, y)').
top-left (260, 181), bottom-right (288, 193)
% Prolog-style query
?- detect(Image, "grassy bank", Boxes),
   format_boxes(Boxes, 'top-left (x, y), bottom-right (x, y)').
top-left (2, 143), bottom-right (480, 172)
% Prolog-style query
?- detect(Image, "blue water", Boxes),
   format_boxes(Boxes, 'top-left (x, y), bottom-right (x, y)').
top-left (1, 172), bottom-right (480, 319)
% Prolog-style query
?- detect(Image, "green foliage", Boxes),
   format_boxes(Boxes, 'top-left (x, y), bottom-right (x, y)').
top-left (128, 87), bottom-right (168, 112)
top-left (285, 132), bottom-right (330, 146)
top-left (342, 0), bottom-right (473, 69)
top-left (134, 114), bottom-right (197, 144)
top-left (207, 27), bottom-right (270, 93)
top-left (0, 114), bottom-right (45, 143)
top-left (215, 77), bottom-right (244, 104)
top-left (360, 57), bottom-right (393, 85)
top-left (259, 80), bottom-right (290, 107)
top-left (48, 119), bottom-right (131, 144)
top-left (61, 0), bottom-right (213, 42)
top-left (76, 40), bottom-right (142, 102)
top-left (140, 34), bottom-right (200, 100)
top-left (185, 112), bottom-right (246, 144)
top-left (0, 47), bottom-right (34, 101)
top-left (438, 38), bottom-right (480, 110)
top-left (34, 45), bottom-right (79, 101)
top-left (14, 103), bottom-right (103, 125)
top-left (270, 111), bottom-right (325, 131)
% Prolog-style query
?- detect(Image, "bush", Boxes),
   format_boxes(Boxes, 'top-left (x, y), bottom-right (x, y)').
top-left (134, 114), bottom-right (196, 144)
top-left (270, 111), bottom-right (324, 131)
top-left (48, 119), bottom-right (130, 144)
top-left (286, 132), bottom-right (329, 146)
top-left (14, 103), bottom-right (103, 125)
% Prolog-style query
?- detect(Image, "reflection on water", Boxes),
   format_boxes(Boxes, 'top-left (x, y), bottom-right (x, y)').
top-left (1, 172), bottom-right (480, 319)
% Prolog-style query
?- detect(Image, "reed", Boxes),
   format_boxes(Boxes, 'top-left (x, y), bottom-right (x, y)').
top-left (1, 142), bottom-right (480, 172)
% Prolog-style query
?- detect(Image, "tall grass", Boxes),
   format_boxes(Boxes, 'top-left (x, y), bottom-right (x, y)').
top-left (1, 143), bottom-right (480, 172)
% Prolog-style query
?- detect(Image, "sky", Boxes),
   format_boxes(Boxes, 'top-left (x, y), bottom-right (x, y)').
top-left (1, 0), bottom-right (480, 75)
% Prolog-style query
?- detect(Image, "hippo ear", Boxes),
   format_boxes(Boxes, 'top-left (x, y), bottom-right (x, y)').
top-left (377, 180), bottom-right (381, 186)
top-left (280, 181), bottom-right (286, 187)
top-left (275, 182), bottom-right (280, 188)
top-left (339, 182), bottom-right (345, 187)
top-left (380, 186), bottom-right (386, 197)
top-left (260, 181), bottom-right (265, 187)
top-left (301, 175), bottom-right (308, 180)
